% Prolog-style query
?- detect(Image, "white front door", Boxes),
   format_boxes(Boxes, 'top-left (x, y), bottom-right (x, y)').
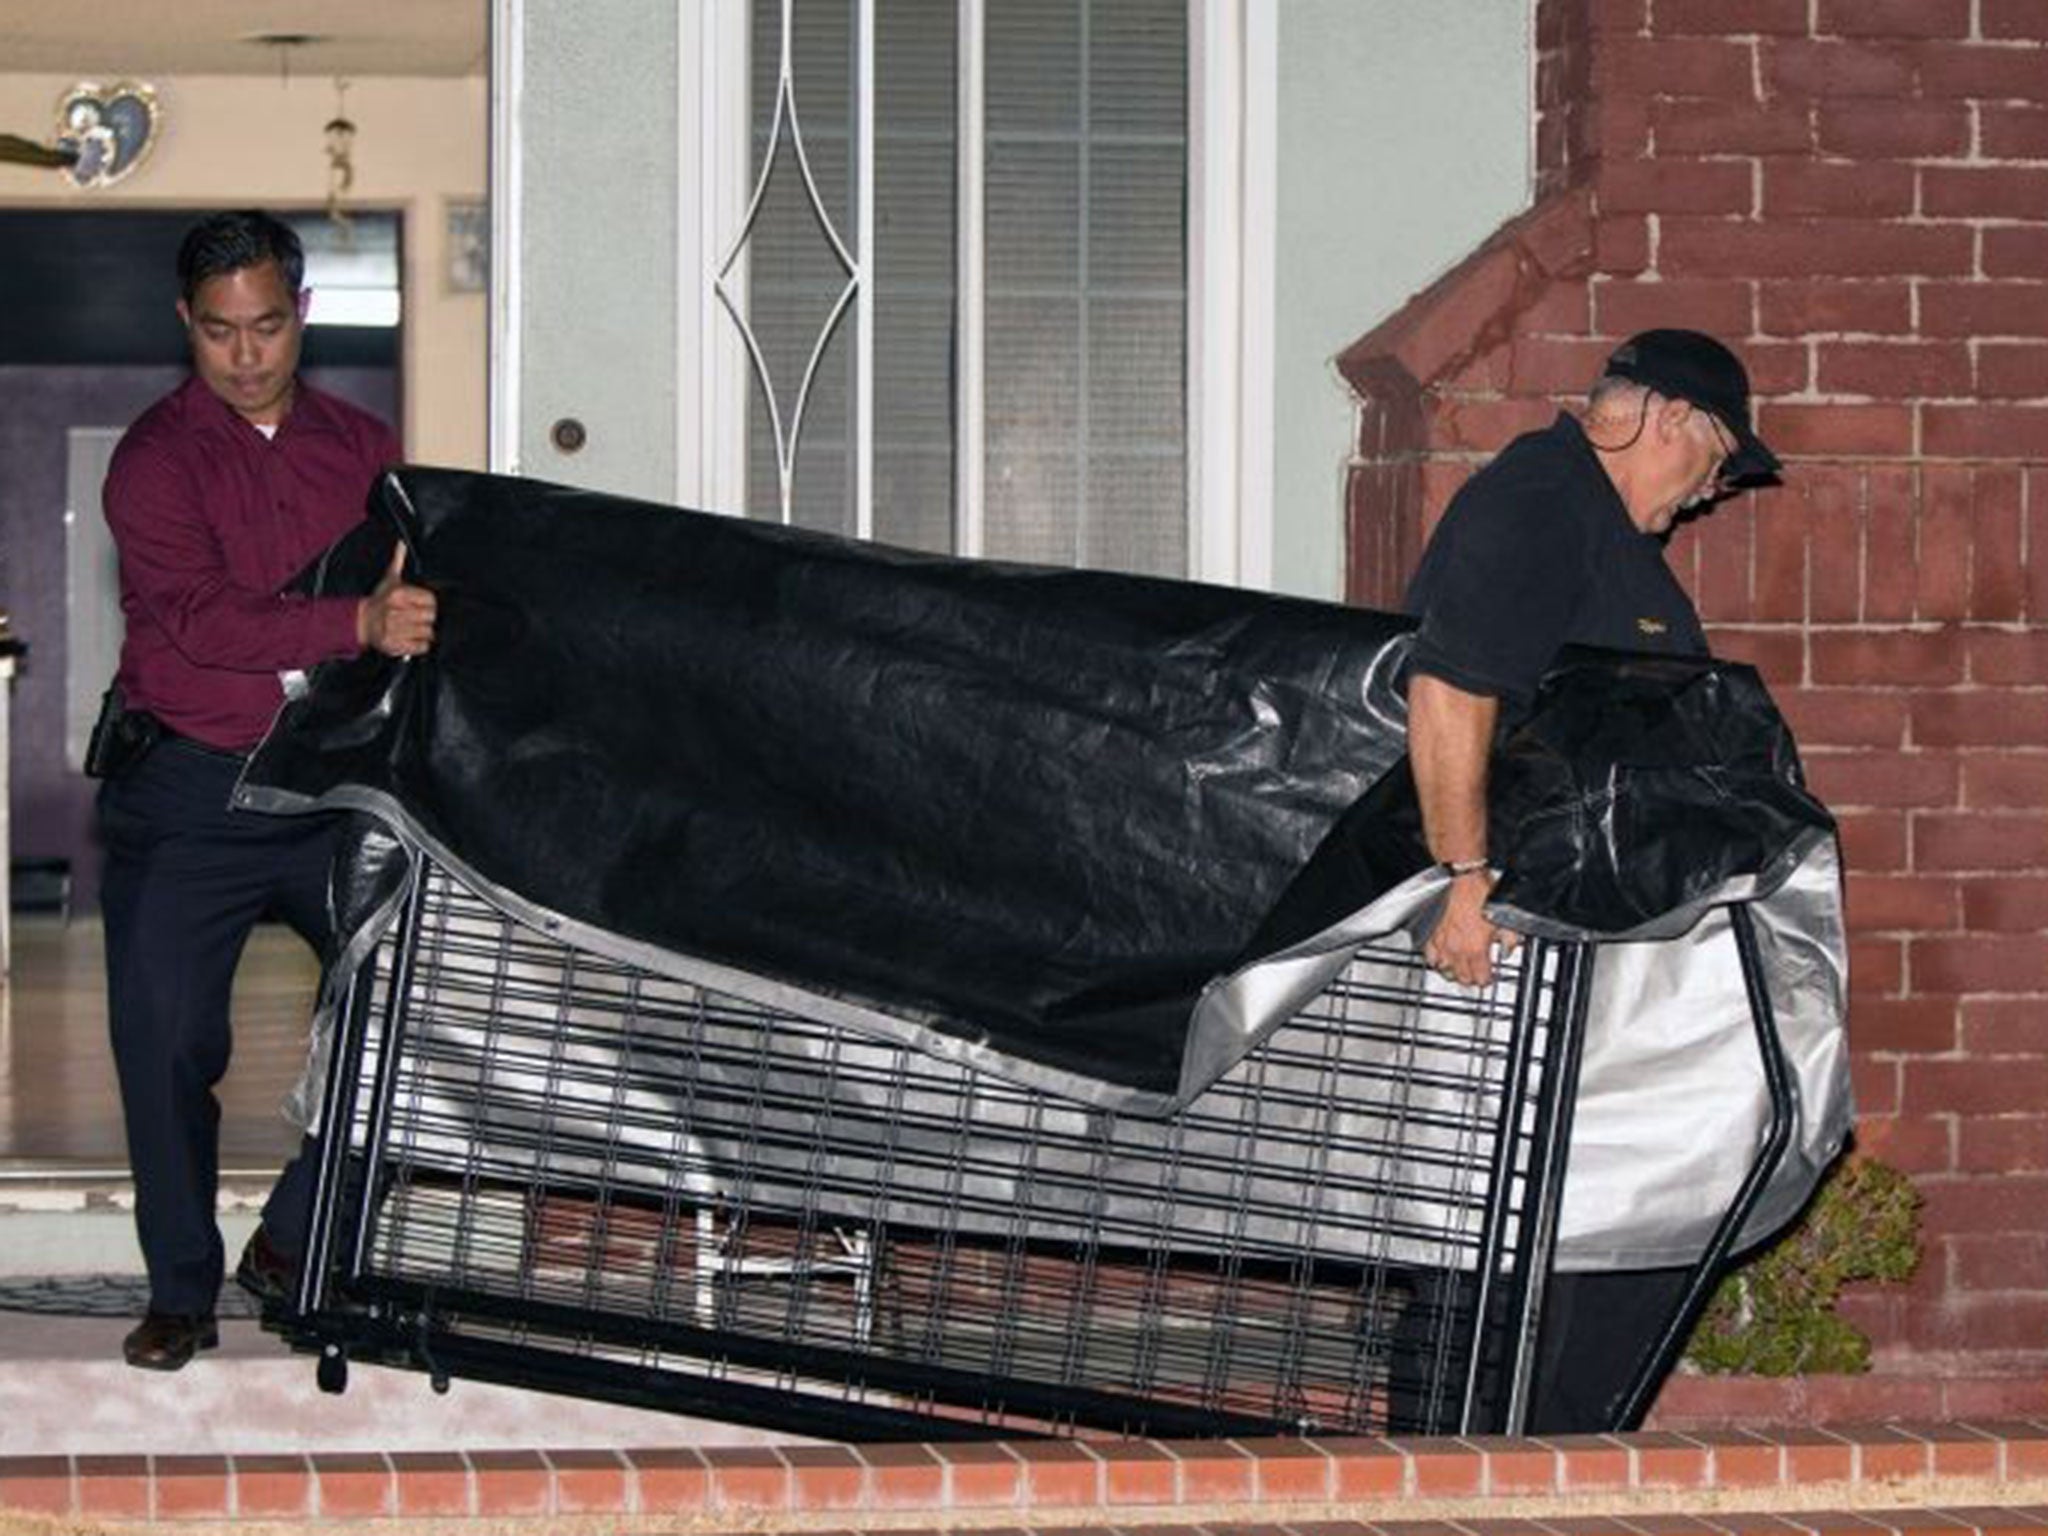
top-left (493, 0), bottom-right (1273, 585)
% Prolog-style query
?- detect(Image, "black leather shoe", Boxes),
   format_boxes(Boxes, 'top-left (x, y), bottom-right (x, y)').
top-left (122, 1311), bottom-right (219, 1371)
top-left (234, 1225), bottom-right (299, 1308)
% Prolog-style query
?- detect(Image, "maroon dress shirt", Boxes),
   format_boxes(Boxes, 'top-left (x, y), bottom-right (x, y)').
top-left (104, 375), bottom-right (400, 752)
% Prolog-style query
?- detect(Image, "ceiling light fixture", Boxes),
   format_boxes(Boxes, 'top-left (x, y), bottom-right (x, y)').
top-left (242, 31), bottom-right (331, 87)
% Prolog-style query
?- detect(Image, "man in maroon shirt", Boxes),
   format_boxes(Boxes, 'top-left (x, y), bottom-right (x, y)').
top-left (99, 210), bottom-right (435, 1370)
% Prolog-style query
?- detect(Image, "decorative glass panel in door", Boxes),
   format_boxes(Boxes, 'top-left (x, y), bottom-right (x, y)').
top-left (728, 0), bottom-right (1186, 577)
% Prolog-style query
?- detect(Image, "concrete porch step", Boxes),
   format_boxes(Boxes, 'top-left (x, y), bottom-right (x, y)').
top-left (0, 1310), bottom-right (795, 1458)
top-left (0, 1170), bottom-right (802, 1458)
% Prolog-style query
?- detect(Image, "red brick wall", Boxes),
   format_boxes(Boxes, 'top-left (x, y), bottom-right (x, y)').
top-left (1341, 0), bottom-right (2048, 1387)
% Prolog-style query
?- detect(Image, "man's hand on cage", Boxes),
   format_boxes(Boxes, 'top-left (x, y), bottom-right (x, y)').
top-left (1425, 871), bottom-right (1520, 988)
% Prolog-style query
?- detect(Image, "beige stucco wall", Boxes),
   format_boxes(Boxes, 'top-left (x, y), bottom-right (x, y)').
top-left (0, 72), bottom-right (487, 468)
top-left (1270, 1), bottom-right (1532, 601)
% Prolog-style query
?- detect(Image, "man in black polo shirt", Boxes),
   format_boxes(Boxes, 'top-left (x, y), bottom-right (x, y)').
top-left (1403, 328), bottom-right (1783, 1429)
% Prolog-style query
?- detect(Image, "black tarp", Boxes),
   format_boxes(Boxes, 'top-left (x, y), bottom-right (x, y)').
top-left (244, 468), bottom-right (1414, 1096)
top-left (1488, 651), bottom-right (1830, 937)
top-left (240, 467), bottom-right (1832, 1102)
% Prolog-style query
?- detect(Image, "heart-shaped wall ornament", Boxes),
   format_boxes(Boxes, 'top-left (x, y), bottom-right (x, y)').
top-left (55, 81), bottom-right (162, 189)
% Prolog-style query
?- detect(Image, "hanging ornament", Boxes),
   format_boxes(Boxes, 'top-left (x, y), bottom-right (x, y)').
top-left (324, 78), bottom-right (356, 236)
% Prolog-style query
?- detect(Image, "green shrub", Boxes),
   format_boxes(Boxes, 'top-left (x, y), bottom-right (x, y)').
top-left (1680, 1154), bottom-right (1922, 1376)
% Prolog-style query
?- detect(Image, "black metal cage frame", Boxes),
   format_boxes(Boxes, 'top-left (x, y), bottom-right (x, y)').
top-left (270, 853), bottom-right (1790, 1440)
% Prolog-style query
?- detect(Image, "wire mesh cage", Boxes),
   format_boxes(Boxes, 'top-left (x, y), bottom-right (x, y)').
top-left (281, 854), bottom-right (1596, 1439)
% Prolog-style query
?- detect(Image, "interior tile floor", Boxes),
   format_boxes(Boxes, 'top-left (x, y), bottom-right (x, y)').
top-left (0, 913), bottom-right (315, 1175)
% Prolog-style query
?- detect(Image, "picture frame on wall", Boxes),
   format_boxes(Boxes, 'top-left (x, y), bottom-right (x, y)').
top-left (445, 198), bottom-right (487, 293)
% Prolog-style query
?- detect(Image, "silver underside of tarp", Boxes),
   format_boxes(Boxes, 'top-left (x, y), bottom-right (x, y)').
top-left (1552, 836), bottom-right (1850, 1267)
top-left (282, 805), bottom-right (1850, 1277)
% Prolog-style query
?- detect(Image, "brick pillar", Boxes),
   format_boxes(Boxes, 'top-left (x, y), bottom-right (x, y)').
top-left (1341, 0), bottom-right (2048, 1388)
top-left (1339, 190), bottom-right (1596, 605)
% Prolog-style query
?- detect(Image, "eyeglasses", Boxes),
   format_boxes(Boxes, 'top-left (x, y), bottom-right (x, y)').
top-left (1692, 404), bottom-right (1736, 488)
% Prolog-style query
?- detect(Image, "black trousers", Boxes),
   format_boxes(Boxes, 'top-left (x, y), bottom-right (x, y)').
top-left (1526, 1266), bottom-right (1694, 1431)
top-left (99, 738), bottom-right (339, 1314)
top-left (1387, 1263), bottom-right (1694, 1434)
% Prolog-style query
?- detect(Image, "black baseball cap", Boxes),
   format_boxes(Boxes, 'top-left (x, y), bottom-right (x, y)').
top-left (1603, 328), bottom-right (1781, 484)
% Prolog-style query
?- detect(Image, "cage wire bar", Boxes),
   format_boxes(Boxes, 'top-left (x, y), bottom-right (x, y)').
top-left (283, 854), bottom-right (1601, 1439)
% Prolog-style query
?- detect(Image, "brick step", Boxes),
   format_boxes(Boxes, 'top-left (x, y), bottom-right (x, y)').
top-left (3, 1426), bottom-right (2048, 1528)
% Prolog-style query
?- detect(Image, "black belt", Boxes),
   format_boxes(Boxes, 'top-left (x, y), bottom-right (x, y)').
top-left (159, 730), bottom-right (252, 766)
